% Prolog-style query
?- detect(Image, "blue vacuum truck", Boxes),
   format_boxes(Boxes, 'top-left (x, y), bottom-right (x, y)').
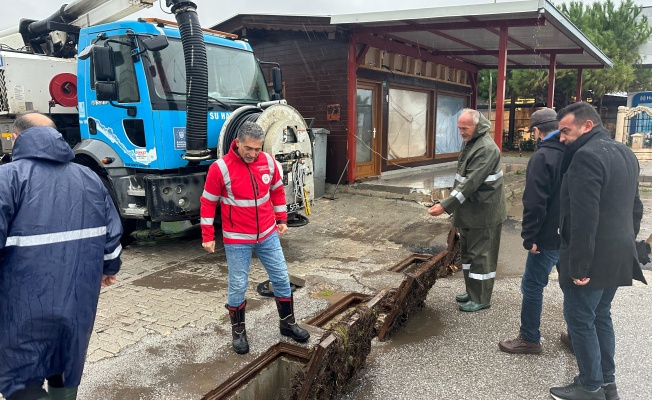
top-left (0, 0), bottom-right (314, 243)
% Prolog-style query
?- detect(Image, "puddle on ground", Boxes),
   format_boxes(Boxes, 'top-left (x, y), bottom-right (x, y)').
top-left (383, 305), bottom-right (445, 347)
top-left (388, 222), bottom-right (450, 254)
top-left (131, 261), bottom-right (229, 292)
top-left (89, 329), bottom-right (255, 400)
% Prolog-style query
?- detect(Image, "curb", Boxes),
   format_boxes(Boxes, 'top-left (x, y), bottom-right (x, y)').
top-left (324, 169), bottom-right (528, 206)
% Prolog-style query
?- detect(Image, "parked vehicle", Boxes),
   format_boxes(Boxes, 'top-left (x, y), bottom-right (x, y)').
top-left (0, 0), bottom-right (314, 242)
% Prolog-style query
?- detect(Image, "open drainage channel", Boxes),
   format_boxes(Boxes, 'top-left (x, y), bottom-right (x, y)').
top-left (203, 227), bottom-right (461, 400)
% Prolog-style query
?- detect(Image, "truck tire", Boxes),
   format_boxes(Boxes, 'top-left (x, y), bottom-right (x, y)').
top-left (100, 176), bottom-right (137, 247)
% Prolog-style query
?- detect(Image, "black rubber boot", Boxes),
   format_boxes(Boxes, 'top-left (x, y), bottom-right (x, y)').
top-left (275, 296), bottom-right (310, 343)
top-left (226, 301), bottom-right (249, 354)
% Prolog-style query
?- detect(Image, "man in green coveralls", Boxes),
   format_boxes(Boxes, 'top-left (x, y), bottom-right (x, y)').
top-left (429, 109), bottom-right (506, 312)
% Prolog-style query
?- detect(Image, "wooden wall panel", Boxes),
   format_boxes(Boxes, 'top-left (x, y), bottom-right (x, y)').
top-left (245, 30), bottom-right (350, 184)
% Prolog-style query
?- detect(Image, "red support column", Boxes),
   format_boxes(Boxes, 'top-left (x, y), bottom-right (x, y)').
top-left (346, 35), bottom-right (358, 183)
top-left (494, 27), bottom-right (508, 149)
top-left (547, 53), bottom-right (556, 109)
top-left (575, 68), bottom-right (583, 102)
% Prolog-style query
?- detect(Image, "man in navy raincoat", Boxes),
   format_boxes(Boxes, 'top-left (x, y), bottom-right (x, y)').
top-left (0, 113), bottom-right (123, 400)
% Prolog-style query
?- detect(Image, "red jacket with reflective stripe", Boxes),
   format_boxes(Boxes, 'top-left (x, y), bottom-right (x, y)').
top-left (200, 141), bottom-right (287, 244)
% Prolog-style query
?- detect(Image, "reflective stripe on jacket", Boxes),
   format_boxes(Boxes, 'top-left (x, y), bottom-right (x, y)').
top-left (200, 141), bottom-right (287, 244)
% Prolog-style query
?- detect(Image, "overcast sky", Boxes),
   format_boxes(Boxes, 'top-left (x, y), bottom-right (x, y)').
top-left (0, 0), bottom-right (648, 33)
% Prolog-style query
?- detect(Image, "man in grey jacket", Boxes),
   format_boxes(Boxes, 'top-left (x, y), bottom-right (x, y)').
top-left (429, 109), bottom-right (506, 312)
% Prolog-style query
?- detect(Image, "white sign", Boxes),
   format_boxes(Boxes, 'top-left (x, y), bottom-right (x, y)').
top-left (13, 85), bottom-right (25, 101)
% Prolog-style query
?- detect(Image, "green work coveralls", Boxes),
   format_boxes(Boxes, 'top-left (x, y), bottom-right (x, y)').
top-left (440, 113), bottom-right (506, 305)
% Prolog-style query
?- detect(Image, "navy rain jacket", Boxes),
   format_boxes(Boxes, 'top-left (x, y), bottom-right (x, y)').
top-left (0, 126), bottom-right (122, 397)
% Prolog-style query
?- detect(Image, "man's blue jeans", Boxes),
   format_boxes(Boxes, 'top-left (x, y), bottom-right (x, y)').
top-left (225, 231), bottom-right (291, 306)
top-left (520, 249), bottom-right (559, 343)
top-left (562, 285), bottom-right (618, 391)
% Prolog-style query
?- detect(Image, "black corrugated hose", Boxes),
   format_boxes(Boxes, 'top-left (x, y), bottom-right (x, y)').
top-left (170, 1), bottom-right (209, 158)
top-left (25, 5), bottom-right (76, 37)
top-left (220, 109), bottom-right (262, 156)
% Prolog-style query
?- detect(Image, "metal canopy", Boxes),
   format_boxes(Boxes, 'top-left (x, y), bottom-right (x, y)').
top-left (331, 0), bottom-right (613, 70)
top-left (212, 0), bottom-right (613, 183)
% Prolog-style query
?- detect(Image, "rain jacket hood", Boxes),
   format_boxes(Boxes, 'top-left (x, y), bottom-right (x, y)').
top-left (0, 127), bottom-right (122, 398)
top-left (472, 112), bottom-right (492, 140)
top-left (11, 126), bottom-right (74, 163)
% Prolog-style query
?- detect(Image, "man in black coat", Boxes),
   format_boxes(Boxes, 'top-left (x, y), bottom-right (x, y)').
top-left (549, 102), bottom-right (646, 400)
top-left (499, 108), bottom-right (565, 354)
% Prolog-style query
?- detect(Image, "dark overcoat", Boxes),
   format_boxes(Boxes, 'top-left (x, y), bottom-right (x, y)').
top-left (558, 126), bottom-right (646, 288)
top-left (0, 127), bottom-right (123, 397)
top-left (521, 132), bottom-right (565, 251)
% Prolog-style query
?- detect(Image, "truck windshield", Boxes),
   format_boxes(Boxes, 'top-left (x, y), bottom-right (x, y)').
top-left (145, 38), bottom-right (270, 104)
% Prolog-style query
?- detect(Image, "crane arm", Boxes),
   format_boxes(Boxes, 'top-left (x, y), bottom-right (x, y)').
top-left (0, 0), bottom-right (157, 55)
top-left (72, 0), bottom-right (156, 28)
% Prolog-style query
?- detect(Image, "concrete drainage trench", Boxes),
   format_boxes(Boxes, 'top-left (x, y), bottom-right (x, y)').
top-left (202, 228), bottom-right (461, 400)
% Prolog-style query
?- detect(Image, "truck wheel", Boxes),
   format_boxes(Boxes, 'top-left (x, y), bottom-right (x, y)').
top-left (100, 176), bottom-right (137, 247)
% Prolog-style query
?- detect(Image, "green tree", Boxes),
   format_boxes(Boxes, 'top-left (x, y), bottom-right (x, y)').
top-left (561, 0), bottom-right (652, 99)
top-left (479, 0), bottom-right (652, 105)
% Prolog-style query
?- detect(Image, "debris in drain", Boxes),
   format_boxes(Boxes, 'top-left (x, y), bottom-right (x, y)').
top-left (377, 251), bottom-right (448, 341)
top-left (291, 294), bottom-right (383, 400)
top-left (443, 227), bottom-right (462, 275)
top-left (305, 292), bottom-right (372, 328)
top-left (202, 227), bottom-right (461, 399)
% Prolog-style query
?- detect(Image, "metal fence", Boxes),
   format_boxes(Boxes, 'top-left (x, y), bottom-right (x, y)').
top-left (616, 106), bottom-right (652, 149)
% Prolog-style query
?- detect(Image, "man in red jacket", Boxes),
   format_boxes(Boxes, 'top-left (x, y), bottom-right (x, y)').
top-left (200, 121), bottom-right (310, 354)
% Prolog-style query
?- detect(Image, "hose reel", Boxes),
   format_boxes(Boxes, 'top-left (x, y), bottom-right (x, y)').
top-left (218, 103), bottom-right (315, 219)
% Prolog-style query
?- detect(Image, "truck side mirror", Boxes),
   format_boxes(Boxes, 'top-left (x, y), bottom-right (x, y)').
top-left (141, 35), bottom-right (169, 52)
top-left (93, 46), bottom-right (116, 81)
top-left (272, 67), bottom-right (283, 95)
top-left (95, 82), bottom-right (118, 101)
top-left (78, 44), bottom-right (93, 60)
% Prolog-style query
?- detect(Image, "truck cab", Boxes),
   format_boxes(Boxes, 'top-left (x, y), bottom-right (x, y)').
top-left (1, 1), bottom-right (314, 242)
top-left (76, 20), bottom-right (271, 223)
